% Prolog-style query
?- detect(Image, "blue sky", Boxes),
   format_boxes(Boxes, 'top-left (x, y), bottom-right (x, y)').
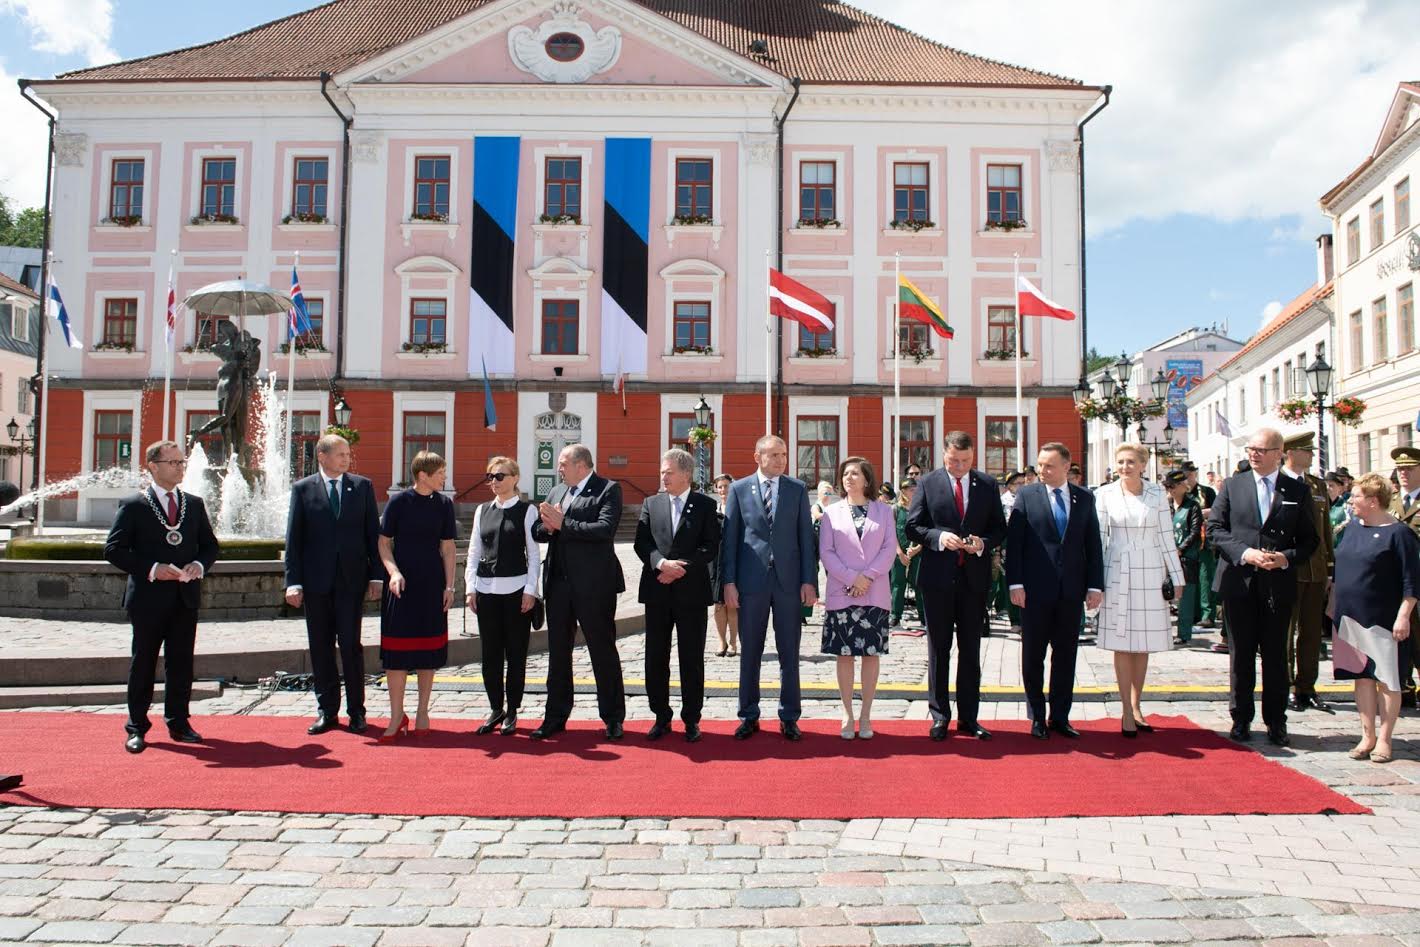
top-left (2, 0), bottom-right (1413, 358)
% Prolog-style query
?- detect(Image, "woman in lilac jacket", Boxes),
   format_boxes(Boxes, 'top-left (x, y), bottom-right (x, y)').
top-left (819, 456), bottom-right (899, 740)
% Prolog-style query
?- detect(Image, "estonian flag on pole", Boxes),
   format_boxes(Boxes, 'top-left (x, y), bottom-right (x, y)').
top-left (47, 279), bottom-right (82, 350)
top-left (481, 357), bottom-right (497, 431)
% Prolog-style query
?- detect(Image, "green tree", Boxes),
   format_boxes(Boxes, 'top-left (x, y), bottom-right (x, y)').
top-left (0, 193), bottom-right (13, 238)
top-left (1085, 346), bottom-right (1114, 374)
top-left (3, 208), bottom-right (45, 248)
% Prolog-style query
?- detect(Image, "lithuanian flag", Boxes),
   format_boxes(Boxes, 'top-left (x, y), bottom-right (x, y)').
top-left (897, 274), bottom-right (954, 339)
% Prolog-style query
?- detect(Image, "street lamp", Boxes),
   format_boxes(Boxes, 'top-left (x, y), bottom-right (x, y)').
top-left (1098, 369), bottom-right (1117, 400)
top-left (1305, 355), bottom-right (1333, 472)
top-left (692, 395), bottom-right (712, 490)
top-left (1137, 419), bottom-right (1177, 480)
top-left (1072, 376), bottom-right (1091, 406)
top-left (5, 416), bottom-right (35, 496)
top-left (1150, 368), bottom-right (1170, 402)
top-left (333, 396), bottom-right (352, 428)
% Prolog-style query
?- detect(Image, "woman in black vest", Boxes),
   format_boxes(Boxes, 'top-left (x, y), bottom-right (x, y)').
top-left (463, 456), bottom-right (541, 735)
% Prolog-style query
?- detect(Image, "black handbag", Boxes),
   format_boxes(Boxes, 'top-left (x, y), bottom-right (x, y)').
top-left (530, 597), bottom-right (546, 631)
top-left (1162, 577), bottom-right (1175, 601)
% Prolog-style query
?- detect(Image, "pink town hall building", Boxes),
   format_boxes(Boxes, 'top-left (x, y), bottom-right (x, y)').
top-left (28, 0), bottom-right (1105, 521)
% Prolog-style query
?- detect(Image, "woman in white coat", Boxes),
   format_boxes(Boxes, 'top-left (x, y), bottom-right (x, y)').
top-left (1096, 443), bottom-right (1185, 736)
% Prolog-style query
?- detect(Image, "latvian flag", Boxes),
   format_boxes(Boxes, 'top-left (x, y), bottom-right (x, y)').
top-left (897, 274), bottom-right (953, 338)
top-left (1016, 276), bottom-right (1077, 321)
top-left (768, 268), bottom-right (834, 334)
top-left (468, 137), bottom-right (520, 375)
top-left (600, 139), bottom-right (651, 383)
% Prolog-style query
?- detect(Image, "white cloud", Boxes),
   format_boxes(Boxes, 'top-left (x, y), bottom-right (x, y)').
top-left (1260, 300), bottom-right (1284, 326)
top-left (0, 0), bottom-right (115, 65)
top-left (0, 58), bottom-right (53, 210)
top-left (862, 0), bottom-right (1420, 235)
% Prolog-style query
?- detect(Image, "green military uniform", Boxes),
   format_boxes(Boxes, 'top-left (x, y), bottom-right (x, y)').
top-left (1171, 492), bottom-right (1203, 643)
top-left (1280, 432), bottom-right (1334, 707)
top-left (1187, 470), bottom-right (1219, 626)
top-left (1388, 447), bottom-right (1420, 692)
top-left (890, 502), bottom-right (925, 626)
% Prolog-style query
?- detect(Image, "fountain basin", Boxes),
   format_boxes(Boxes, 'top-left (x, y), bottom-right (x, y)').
top-left (0, 558), bottom-right (292, 621)
top-left (6, 536), bottom-right (285, 561)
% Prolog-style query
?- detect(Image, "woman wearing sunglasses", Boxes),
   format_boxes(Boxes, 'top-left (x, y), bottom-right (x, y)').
top-left (463, 456), bottom-right (541, 735)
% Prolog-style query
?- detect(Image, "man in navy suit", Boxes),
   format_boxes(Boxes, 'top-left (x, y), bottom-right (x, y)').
top-left (105, 440), bottom-right (220, 754)
top-left (907, 431), bottom-right (1008, 741)
top-left (284, 433), bottom-right (383, 735)
top-left (1007, 442), bottom-right (1104, 739)
top-left (721, 434), bottom-right (818, 741)
top-left (1207, 427), bottom-right (1319, 746)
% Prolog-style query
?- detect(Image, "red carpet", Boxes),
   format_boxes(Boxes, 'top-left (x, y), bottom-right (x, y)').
top-left (0, 713), bottom-right (1366, 820)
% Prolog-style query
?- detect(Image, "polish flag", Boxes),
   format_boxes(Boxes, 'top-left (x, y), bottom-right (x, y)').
top-left (1016, 276), bottom-right (1076, 321)
top-left (769, 268), bottom-right (834, 331)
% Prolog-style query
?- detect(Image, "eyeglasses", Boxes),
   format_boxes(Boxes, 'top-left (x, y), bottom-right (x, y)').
top-left (154, 459), bottom-right (188, 466)
top-left (483, 472), bottom-right (512, 482)
top-left (1244, 446), bottom-right (1280, 455)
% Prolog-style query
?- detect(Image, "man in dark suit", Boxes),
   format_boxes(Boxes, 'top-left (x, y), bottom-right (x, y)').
top-left (721, 434), bottom-right (818, 741)
top-left (1208, 427), bottom-right (1319, 746)
top-left (634, 448), bottom-right (722, 742)
top-left (531, 444), bottom-right (626, 740)
top-left (284, 433), bottom-right (384, 735)
top-left (907, 431), bottom-right (1008, 741)
top-left (1006, 442), bottom-right (1104, 740)
top-left (104, 440), bottom-right (220, 754)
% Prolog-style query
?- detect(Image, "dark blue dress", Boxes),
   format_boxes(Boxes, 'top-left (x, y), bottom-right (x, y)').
top-left (379, 488), bottom-right (457, 671)
top-left (1332, 521), bottom-right (1419, 682)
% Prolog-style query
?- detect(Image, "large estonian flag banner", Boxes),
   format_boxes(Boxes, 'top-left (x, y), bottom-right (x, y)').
top-left (469, 136), bottom-right (520, 376)
top-left (600, 138), bottom-right (651, 379)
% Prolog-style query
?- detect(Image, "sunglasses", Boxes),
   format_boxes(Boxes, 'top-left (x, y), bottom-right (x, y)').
top-left (483, 472), bottom-right (513, 482)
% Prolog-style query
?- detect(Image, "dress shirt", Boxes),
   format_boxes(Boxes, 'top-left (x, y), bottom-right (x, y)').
top-left (146, 486), bottom-right (205, 583)
top-left (939, 472), bottom-right (984, 556)
top-left (656, 489), bottom-right (693, 572)
top-left (756, 473), bottom-right (779, 520)
top-left (464, 495), bottom-right (541, 597)
top-left (561, 471), bottom-right (595, 510)
top-left (1405, 487), bottom-right (1420, 512)
top-left (1249, 469), bottom-right (1288, 569)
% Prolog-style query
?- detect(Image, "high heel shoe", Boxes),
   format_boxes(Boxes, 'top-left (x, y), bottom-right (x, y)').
top-left (377, 714), bottom-right (409, 744)
top-left (1132, 717), bottom-right (1154, 733)
top-left (1121, 721), bottom-right (1137, 739)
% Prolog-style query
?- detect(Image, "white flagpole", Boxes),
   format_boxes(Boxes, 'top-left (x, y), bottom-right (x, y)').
top-left (162, 250), bottom-right (175, 441)
top-left (36, 251), bottom-right (53, 534)
top-left (765, 249), bottom-right (772, 435)
top-left (1013, 253), bottom-right (1023, 475)
top-left (894, 252), bottom-right (901, 491)
top-left (284, 252), bottom-right (299, 479)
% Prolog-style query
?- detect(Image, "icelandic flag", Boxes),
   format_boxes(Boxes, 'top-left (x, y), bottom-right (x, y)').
top-left (288, 264), bottom-right (313, 340)
top-left (47, 279), bottom-right (82, 350)
top-left (481, 357), bottom-right (498, 432)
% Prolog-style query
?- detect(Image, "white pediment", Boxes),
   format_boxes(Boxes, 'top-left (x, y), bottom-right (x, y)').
top-left (394, 255), bottom-right (462, 276)
top-left (528, 257), bottom-right (594, 282)
top-left (339, 0), bottom-right (783, 89)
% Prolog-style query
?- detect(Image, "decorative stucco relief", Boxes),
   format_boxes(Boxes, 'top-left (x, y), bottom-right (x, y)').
top-left (507, 1), bottom-right (621, 84)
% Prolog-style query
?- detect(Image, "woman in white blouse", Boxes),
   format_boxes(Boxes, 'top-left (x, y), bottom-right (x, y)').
top-left (1096, 444), bottom-right (1185, 736)
top-left (463, 456), bottom-right (541, 736)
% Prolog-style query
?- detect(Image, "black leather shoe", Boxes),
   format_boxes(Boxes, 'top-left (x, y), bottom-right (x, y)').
top-left (125, 733), bottom-right (146, 754)
top-left (606, 722), bottom-right (624, 740)
top-left (1048, 720), bottom-right (1080, 739)
top-left (1288, 694), bottom-right (1308, 712)
top-left (1030, 721), bottom-right (1049, 740)
top-left (168, 727), bottom-right (203, 744)
top-left (347, 715), bottom-right (368, 734)
top-left (780, 721), bottom-right (802, 742)
top-left (646, 720), bottom-right (671, 741)
top-left (929, 723), bottom-right (949, 742)
top-left (684, 723), bottom-right (702, 743)
top-left (1230, 723), bottom-right (1253, 742)
top-left (307, 715), bottom-right (337, 735)
top-left (960, 723), bottom-right (993, 741)
top-left (1121, 723), bottom-right (1137, 739)
top-left (1267, 724), bottom-right (1291, 747)
top-left (530, 721), bottom-right (565, 741)
top-left (734, 720), bottom-right (759, 740)
top-left (1303, 695), bottom-right (1335, 714)
top-left (0, 775), bottom-right (21, 793)
top-left (501, 713), bottom-right (517, 736)
top-left (476, 710), bottom-right (506, 736)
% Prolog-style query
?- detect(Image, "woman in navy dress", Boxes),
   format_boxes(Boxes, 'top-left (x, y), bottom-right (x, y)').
top-left (376, 451), bottom-right (458, 741)
top-left (1333, 473), bottom-right (1418, 763)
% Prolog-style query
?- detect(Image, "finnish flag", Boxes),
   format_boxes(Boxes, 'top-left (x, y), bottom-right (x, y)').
top-left (47, 280), bottom-right (82, 350)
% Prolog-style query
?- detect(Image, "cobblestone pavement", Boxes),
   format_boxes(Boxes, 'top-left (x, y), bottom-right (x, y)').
top-left (9, 548), bottom-right (1420, 944)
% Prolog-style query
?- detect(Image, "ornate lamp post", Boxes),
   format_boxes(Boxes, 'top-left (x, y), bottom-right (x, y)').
top-left (5, 416), bottom-right (35, 494)
top-left (1305, 355), bottom-right (1333, 473)
top-left (1137, 419), bottom-right (1177, 481)
top-left (691, 395), bottom-right (712, 490)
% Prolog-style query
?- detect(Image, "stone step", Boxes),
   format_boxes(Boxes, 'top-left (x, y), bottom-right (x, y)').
top-left (0, 680), bottom-right (224, 709)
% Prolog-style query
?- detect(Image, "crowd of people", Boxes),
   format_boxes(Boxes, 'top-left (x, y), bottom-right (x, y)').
top-left (102, 426), bottom-right (1418, 762)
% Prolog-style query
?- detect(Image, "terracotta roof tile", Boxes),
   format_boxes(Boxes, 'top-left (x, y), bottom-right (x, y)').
top-left (51, 0), bottom-right (1086, 88)
top-left (0, 272), bottom-right (38, 302)
top-left (1214, 281), bottom-right (1333, 375)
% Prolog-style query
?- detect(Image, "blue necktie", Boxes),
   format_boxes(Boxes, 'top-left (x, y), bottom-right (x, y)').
top-left (1052, 487), bottom-right (1068, 539)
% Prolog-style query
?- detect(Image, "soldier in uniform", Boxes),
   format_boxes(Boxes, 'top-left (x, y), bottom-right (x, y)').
top-left (1184, 462), bottom-right (1219, 628)
top-left (1389, 446), bottom-right (1420, 700)
top-left (1279, 432), bottom-right (1335, 712)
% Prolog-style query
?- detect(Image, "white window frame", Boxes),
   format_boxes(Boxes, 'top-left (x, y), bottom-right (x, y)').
top-left (281, 148), bottom-right (339, 223)
top-left (976, 151), bottom-right (1035, 233)
top-left (981, 295), bottom-right (1021, 357)
top-left (666, 148), bottom-right (722, 224)
top-left (660, 392), bottom-right (723, 479)
top-left (393, 256), bottom-right (460, 353)
top-left (790, 151), bottom-right (846, 227)
top-left (97, 149), bottom-right (155, 225)
top-left (532, 144), bottom-right (595, 219)
top-left (884, 150), bottom-right (943, 228)
top-left (880, 395), bottom-right (942, 479)
top-left (392, 391), bottom-right (457, 492)
top-left (528, 257), bottom-right (593, 362)
top-left (79, 390), bottom-right (143, 522)
top-left (91, 289), bottom-right (148, 351)
top-left (790, 396), bottom-right (849, 488)
top-left (658, 259), bottom-right (725, 357)
top-left (190, 148), bottom-right (242, 219)
top-left (9, 302), bottom-right (29, 343)
top-left (977, 396), bottom-right (1038, 477)
top-left (403, 146), bottom-right (461, 223)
